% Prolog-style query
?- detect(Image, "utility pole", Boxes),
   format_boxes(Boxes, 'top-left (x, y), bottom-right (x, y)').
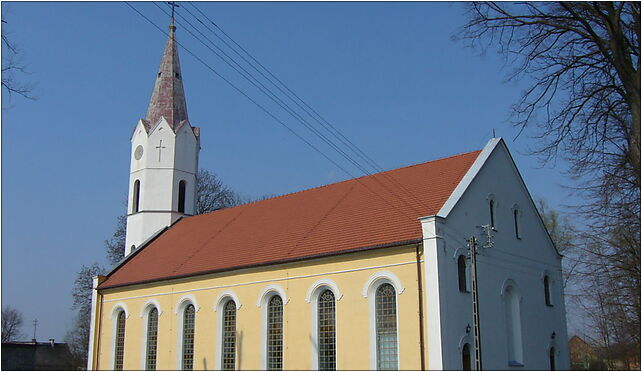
top-left (468, 236), bottom-right (482, 370)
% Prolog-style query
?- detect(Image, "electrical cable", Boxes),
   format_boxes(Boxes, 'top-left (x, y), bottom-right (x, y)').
top-left (154, 2), bottom-right (425, 217)
top-left (183, 2), bottom-right (430, 212)
top-left (125, 2), bottom-right (419, 222)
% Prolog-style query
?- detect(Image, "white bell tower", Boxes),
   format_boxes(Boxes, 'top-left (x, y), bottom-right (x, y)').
top-left (124, 18), bottom-right (200, 256)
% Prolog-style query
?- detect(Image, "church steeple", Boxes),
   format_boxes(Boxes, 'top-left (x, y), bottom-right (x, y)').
top-left (125, 15), bottom-right (200, 257)
top-left (145, 17), bottom-right (188, 129)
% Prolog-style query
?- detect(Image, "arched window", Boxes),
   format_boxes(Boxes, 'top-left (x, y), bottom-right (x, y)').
top-left (182, 304), bottom-right (195, 370)
top-left (145, 307), bottom-right (159, 370)
top-left (114, 310), bottom-right (126, 370)
top-left (513, 208), bottom-right (521, 239)
top-left (318, 289), bottom-right (336, 370)
top-left (178, 180), bottom-right (186, 213)
top-left (458, 255), bottom-right (468, 292)
top-left (375, 283), bottom-right (398, 370)
top-left (544, 276), bottom-right (553, 306)
top-left (462, 343), bottom-right (472, 371)
top-left (133, 180), bottom-right (141, 213)
top-left (504, 285), bottom-right (523, 365)
top-left (549, 347), bottom-right (556, 370)
top-left (489, 199), bottom-right (496, 229)
top-left (222, 300), bottom-right (237, 371)
top-left (266, 295), bottom-right (283, 370)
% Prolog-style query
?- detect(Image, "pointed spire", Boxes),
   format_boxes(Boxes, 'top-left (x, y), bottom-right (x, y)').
top-left (145, 17), bottom-right (188, 129)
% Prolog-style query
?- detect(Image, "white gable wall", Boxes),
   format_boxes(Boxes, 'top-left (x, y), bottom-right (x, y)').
top-left (422, 139), bottom-right (569, 370)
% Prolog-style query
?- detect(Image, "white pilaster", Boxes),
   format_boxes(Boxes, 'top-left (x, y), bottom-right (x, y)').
top-left (419, 215), bottom-right (448, 370)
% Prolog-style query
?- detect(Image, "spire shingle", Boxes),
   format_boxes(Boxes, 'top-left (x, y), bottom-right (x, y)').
top-left (145, 19), bottom-right (188, 129)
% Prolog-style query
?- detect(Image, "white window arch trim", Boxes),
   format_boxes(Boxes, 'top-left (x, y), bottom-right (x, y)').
top-left (110, 303), bottom-right (129, 370)
top-left (214, 291), bottom-right (241, 370)
top-left (546, 339), bottom-right (559, 370)
top-left (364, 274), bottom-right (402, 370)
top-left (500, 279), bottom-right (524, 366)
top-left (458, 334), bottom-right (475, 370)
top-left (308, 282), bottom-right (341, 369)
top-left (256, 284), bottom-right (289, 307)
top-left (214, 290), bottom-right (242, 311)
top-left (305, 279), bottom-right (343, 303)
top-left (257, 285), bottom-right (288, 369)
top-left (139, 300), bottom-right (162, 370)
top-left (361, 271), bottom-right (405, 298)
top-left (175, 296), bottom-right (199, 370)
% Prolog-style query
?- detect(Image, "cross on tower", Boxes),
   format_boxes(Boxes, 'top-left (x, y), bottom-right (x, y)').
top-left (32, 319), bottom-right (38, 341)
top-left (156, 139), bottom-right (166, 162)
top-left (167, 1), bottom-right (180, 19)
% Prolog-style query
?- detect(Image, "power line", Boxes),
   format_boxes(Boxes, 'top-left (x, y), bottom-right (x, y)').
top-left (125, 2), bottom-right (419, 221)
top-left (164, 2), bottom-right (426, 217)
top-left (182, 2), bottom-right (429, 213)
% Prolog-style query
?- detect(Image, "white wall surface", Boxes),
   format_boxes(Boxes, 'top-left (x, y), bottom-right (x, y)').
top-left (124, 117), bottom-right (199, 256)
top-left (424, 139), bottom-right (570, 370)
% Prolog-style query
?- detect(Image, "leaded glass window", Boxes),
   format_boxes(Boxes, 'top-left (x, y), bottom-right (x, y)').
top-left (266, 295), bottom-right (283, 370)
top-left (146, 307), bottom-right (158, 370)
top-left (222, 300), bottom-right (237, 371)
top-left (375, 283), bottom-right (398, 370)
top-left (182, 304), bottom-right (195, 370)
top-left (318, 289), bottom-right (336, 371)
top-left (114, 310), bottom-right (126, 370)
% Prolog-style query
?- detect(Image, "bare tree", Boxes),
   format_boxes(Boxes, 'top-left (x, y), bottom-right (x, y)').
top-left (65, 263), bottom-right (105, 369)
top-left (104, 214), bottom-right (126, 267)
top-left (458, 3), bottom-right (640, 363)
top-left (1, 9), bottom-right (35, 103)
top-left (536, 199), bottom-right (579, 289)
top-left (195, 168), bottom-right (242, 214)
top-left (458, 3), bottom-right (639, 187)
top-left (2, 305), bottom-right (24, 342)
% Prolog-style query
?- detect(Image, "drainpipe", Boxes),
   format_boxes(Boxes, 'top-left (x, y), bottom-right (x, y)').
top-left (416, 243), bottom-right (426, 370)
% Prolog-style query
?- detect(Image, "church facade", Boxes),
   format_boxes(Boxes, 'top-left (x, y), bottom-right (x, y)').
top-left (87, 19), bottom-right (570, 371)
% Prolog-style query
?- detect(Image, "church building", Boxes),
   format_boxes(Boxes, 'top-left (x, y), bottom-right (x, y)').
top-left (87, 18), bottom-right (570, 370)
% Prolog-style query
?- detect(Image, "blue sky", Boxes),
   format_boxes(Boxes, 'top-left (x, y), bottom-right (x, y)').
top-left (2, 2), bottom-right (579, 341)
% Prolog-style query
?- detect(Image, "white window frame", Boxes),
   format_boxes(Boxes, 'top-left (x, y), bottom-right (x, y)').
top-left (500, 279), bottom-right (524, 366)
top-left (214, 291), bottom-right (242, 370)
top-left (139, 300), bottom-right (162, 370)
top-left (257, 285), bottom-right (288, 369)
top-left (307, 279), bottom-right (342, 370)
top-left (363, 272), bottom-right (403, 370)
top-left (110, 303), bottom-right (130, 370)
top-left (175, 295), bottom-right (200, 370)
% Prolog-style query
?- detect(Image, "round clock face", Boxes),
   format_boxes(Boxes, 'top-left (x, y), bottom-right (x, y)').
top-left (134, 145), bottom-right (144, 160)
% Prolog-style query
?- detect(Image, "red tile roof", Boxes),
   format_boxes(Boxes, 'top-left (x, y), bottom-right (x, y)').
top-left (99, 150), bottom-right (481, 289)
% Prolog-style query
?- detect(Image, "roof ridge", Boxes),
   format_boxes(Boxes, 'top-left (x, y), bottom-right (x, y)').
top-left (197, 148), bottom-right (482, 217)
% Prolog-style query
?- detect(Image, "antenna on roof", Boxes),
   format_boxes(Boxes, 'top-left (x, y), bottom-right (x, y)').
top-left (492, 128), bottom-right (496, 138)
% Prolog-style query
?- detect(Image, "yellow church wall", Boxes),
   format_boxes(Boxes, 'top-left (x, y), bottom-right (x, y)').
top-left (94, 244), bottom-right (427, 370)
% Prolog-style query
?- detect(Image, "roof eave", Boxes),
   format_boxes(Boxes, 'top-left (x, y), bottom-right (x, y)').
top-left (97, 238), bottom-right (422, 291)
